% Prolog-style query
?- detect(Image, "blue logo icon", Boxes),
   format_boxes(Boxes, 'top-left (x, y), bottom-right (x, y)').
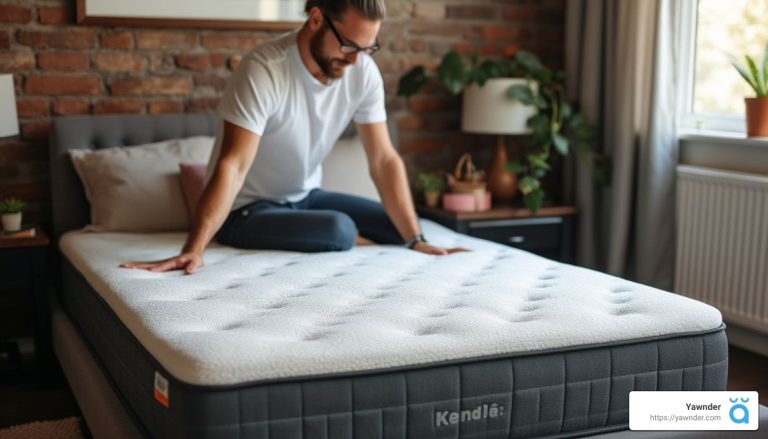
top-left (729, 397), bottom-right (750, 424)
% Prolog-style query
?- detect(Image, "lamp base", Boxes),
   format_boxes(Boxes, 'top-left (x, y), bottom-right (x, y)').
top-left (487, 136), bottom-right (518, 203)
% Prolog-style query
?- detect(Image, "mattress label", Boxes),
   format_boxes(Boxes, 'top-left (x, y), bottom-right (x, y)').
top-left (435, 403), bottom-right (504, 427)
top-left (154, 371), bottom-right (170, 408)
top-left (630, 391), bottom-right (758, 431)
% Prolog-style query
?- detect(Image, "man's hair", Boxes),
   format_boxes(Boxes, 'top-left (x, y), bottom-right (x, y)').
top-left (305, 0), bottom-right (386, 21)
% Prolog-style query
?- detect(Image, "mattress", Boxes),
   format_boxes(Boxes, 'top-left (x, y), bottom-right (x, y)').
top-left (59, 220), bottom-right (728, 438)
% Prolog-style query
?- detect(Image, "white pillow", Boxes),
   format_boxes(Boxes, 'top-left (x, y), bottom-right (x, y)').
top-left (69, 136), bottom-right (213, 232)
top-left (321, 135), bottom-right (380, 201)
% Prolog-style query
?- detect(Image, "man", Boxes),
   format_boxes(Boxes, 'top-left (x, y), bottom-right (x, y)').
top-left (122, 0), bottom-right (465, 274)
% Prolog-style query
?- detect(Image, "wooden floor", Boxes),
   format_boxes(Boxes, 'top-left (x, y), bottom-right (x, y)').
top-left (1, 345), bottom-right (767, 430)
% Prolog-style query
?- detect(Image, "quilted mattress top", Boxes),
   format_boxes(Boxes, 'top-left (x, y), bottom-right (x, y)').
top-left (60, 220), bottom-right (723, 386)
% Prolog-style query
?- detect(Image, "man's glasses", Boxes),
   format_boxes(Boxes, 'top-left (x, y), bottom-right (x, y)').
top-left (322, 12), bottom-right (380, 56)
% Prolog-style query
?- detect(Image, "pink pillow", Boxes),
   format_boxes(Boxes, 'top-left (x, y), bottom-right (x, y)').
top-left (179, 163), bottom-right (208, 219)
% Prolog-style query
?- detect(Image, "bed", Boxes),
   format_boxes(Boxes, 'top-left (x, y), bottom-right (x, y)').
top-left (49, 113), bottom-right (729, 438)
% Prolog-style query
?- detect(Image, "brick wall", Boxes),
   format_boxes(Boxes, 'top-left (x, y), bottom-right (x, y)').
top-left (0, 0), bottom-right (564, 227)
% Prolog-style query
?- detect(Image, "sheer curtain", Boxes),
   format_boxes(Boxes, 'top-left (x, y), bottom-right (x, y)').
top-left (564, 0), bottom-right (689, 289)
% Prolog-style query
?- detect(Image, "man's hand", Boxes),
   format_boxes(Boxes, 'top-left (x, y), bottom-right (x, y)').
top-left (120, 252), bottom-right (204, 274)
top-left (411, 240), bottom-right (470, 256)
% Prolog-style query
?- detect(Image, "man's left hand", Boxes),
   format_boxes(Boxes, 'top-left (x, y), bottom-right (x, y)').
top-left (411, 240), bottom-right (470, 256)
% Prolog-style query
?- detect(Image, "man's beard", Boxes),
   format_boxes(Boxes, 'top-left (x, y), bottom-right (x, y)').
top-left (310, 27), bottom-right (350, 80)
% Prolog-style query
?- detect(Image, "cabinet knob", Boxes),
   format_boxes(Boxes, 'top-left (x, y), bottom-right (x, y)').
top-left (508, 236), bottom-right (525, 244)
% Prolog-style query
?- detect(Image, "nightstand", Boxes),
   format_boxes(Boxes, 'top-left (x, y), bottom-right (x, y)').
top-left (0, 227), bottom-right (52, 375)
top-left (418, 205), bottom-right (577, 262)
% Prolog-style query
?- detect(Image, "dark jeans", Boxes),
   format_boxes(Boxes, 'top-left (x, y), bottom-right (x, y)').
top-left (217, 189), bottom-right (404, 252)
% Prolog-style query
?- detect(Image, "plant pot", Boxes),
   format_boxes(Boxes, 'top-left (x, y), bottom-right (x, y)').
top-left (1, 212), bottom-right (22, 232)
top-left (424, 191), bottom-right (440, 208)
top-left (745, 97), bottom-right (768, 137)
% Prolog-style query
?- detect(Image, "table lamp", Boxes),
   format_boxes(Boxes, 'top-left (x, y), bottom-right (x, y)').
top-left (462, 78), bottom-right (537, 203)
top-left (0, 74), bottom-right (19, 137)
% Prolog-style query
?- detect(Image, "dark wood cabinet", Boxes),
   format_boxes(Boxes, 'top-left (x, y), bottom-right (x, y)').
top-left (417, 205), bottom-right (577, 262)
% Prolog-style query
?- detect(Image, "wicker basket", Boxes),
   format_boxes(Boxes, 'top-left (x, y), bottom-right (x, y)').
top-left (447, 153), bottom-right (486, 194)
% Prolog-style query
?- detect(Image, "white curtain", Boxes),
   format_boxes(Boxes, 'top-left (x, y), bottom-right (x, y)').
top-left (565, 0), bottom-right (688, 290)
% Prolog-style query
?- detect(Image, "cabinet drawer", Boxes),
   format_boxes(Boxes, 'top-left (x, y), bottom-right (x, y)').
top-left (467, 217), bottom-right (562, 250)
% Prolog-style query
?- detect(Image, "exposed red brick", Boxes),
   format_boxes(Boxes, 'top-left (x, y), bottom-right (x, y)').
top-left (0, 30), bottom-right (9, 49)
top-left (201, 33), bottom-right (261, 49)
top-left (176, 54), bottom-right (211, 71)
top-left (389, 39), bottom-right (407, 53)
top-left (136, 31), bottom-right (197, 49)
top-left (148, 100), bottom-right (184, 114)
top-left (93, 99), bottom-right (145, 114)
top-left (17, 29), bottom-right (95, 49)
top-left (25, 75), bottom-right (103, 95)
top-left (109, 77), bottom-right (193, 96)
top-left (0, 5), bottom-right (32, 23)
top-left (37, 52), bottom-right (88, 71)
top-left (21, 120), bottom-right (52, 141)
top-left (413, 3), bottom-right (444, 19)
top-left (397, 115), bottom-right (423, 132)
top-left (409, 22), bottom-right (459, 37)
top-left (398, 138), bottom-right (444, 154)
top-left (410, 39), bottom-right (427, 53)
top-left (148, 54), bottom-right (175, 72)
top-left (446, 5), bottom-right (498, 20)
top-left (100, 32), bottom-right (134, 50)
top-left (186, 97), bottom-right (219, 112)
top-left (400, 57), bottom-right (440, 72)
top-left (0, 50), bottom-right (34, 70)
top-left (38, 7), bottom-right (73, 24)
top-left (408, 97), bottom-right (455, 113)
top-left (92, 52), bottom-right (144, 73)
top-left (194, 74), bottom-right (228, 91)
top-left (210, 53), bottom-right (229, 69)
top-left (16, 99), bottom-right (49, 118)
top-left (53, 99), bottom-right (90, 115)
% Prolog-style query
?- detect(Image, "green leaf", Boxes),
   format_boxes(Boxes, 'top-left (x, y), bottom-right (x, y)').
top-left (526, 153), bottom-right (550, 170)
top-left (745, 55), bottom-right (766, 95)
top-left (507, 160), bottom-right (525, 173)
top-left (397, 66), bottom-right (428, 97)
top-left (523, 188), bottom-right (545, 213)
top-left (561, 102), bottom-right (572, 119)
top-left (763, 42), bottom-right (768, 96)
top-left (507, 84), bottom-right (535, 105)
top-left (552, 132), bottom-right (569, 155)
top-left (437, 51), bottom-right (467, 95)
top-left (476, 60), bottom-right (502, 86)
top-left (727, 53), bottom-right (759, 94)
top-left (515, 51), bottom-right (543, 75)
top-left (518, 176), bottom-right (540, 195)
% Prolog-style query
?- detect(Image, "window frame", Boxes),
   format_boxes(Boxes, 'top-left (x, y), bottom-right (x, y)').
top-left (678, 0), bottom-right (748, 134)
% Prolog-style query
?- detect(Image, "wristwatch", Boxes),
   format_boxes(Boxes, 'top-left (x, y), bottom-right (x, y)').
top-left (405, 233), bottom-right (427, 249)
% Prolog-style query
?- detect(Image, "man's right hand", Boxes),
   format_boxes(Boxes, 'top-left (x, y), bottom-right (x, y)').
top-left (120, 252), bottom-right (204, 274)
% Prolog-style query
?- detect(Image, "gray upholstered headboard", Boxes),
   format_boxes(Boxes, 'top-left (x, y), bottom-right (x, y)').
top-left (49, 113), bottom-right (219, 240)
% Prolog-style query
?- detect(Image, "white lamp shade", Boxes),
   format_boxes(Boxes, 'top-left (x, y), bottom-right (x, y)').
top-left (0, 74), bottom-right (19, 137)
top-left (461, 78), bottom-right (538, 135)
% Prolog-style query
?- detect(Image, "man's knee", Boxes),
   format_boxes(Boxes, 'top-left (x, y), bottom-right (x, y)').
top-left (319, 212), bottom-right (356, 251)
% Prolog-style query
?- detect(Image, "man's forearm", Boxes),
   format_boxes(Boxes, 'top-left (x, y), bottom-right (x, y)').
top-left (371, 155), bottom-right (421, 242)
top-left (182, 165), bottom-right (242, 255)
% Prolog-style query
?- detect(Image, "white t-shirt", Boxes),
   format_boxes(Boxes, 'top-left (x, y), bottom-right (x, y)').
top-left (208, 31), bottom-right (387, 210)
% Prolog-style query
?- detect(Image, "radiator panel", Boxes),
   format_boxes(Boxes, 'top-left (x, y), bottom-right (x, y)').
top-left (675, 165), bottom-right (768, 334)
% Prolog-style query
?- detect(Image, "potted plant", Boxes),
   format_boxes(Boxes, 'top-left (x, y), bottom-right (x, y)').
top-left (398, 51), bottom-right (609, 213)
top-left (0, 197), bottom-right (27, 232)
top-left (727, 42), bottom-right (768, 136)
top-left (415, 172), bottom-right (446, 208)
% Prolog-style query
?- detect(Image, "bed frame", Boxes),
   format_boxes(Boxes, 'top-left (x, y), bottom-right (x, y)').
top-left (48, 114), bottom-right (764, 439)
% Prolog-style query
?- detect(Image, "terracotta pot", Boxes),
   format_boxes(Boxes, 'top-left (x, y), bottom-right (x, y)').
top-left (424, 191), bottom-right (440, 208)
top-left (1, 212), bottom-right (22, 232)
top-left (745, 97), bottom-right (768, 137)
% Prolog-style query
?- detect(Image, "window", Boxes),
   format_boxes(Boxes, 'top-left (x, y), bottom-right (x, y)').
top-left (680, 0), bottom-right (768, 133)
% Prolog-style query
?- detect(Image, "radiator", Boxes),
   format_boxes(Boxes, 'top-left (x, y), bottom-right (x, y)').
top-left (675, 165), bottom-right (768, 335)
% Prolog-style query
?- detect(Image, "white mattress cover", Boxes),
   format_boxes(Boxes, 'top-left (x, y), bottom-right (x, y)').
top-left (59, 220), bottom-right (723, 386)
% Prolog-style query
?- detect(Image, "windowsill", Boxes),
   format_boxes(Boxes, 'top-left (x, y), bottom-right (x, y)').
top-left (679, 129), bottom-right (768, 148)
top-left (679, 130), bottom-right (768, 175)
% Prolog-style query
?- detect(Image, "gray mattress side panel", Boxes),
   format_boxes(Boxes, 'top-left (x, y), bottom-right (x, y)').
top-left (61, 260), bottom-right (728, 439)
